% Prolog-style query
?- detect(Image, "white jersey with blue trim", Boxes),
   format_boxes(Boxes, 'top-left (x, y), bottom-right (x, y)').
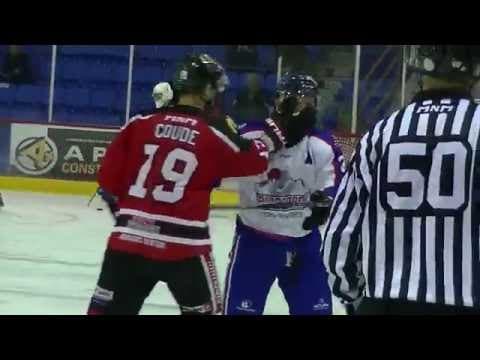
top-left (237, 123), bottom-right (346, 238)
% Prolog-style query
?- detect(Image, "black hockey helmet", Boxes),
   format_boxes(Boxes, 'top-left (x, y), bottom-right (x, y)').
top-left (275, 73), bottom-right (319, 115)
top-left (171, 53), bottom-right (229, 96)
top-left (407, 45), bottom-right (480, 82)
top-left (274, 73), bottom-right (320, 147)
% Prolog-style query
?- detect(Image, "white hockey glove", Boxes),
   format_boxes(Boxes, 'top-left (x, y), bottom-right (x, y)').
top-left (152, 82), bottom-right (174, 109)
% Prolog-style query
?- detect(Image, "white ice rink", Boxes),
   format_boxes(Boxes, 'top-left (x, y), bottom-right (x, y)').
top-left (0, 190), bottom-right (344, 315)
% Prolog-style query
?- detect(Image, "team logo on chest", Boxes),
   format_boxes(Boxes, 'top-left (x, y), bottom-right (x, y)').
top-left (255, 168), bottom-right (309, 210)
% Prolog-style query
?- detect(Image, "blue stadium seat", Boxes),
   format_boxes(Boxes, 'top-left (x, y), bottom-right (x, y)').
top-left (58, 60), bottom-right (87, 81)
top-left (157, 46), bottom-right (191, 61)
top-left (98, 46), bottom-right (129, 57)
top-left (60, 46), bottom-right (93, 56)
top-left (24, 45), bottom-right (52, 56)
top-left (322, 106), bottom-right (339, 129)
top-left (88, 88), bottom-right (126, 113)
top-left (227, 72), bottom-right (243, 90)
top-left (364, 96), bottom-right (383, 112)
top-left (136, 46), bottom-right (162, 61)
top-left (55, 87), bottom-right (90, 107)
top-left (91, 89), bottom-right (116, 109)
top-left (58, 60), bottom-right (113, 84)
top-left (113, 92), bottom-right (128, 113)
top-left (84, 63), bottom-right (114, 83)
top-left (134, 65), bottom-right (164, 85)
top-left (54, 107), bottom-right (121, 127)
top-left (60, 45), bottom-right (129, 58)
top-left (223, 90), bottom-right (237, 114)
top-left (15, 85), bottom-right (49, 105)
top-left (0, 106), bottom-right (11, 118)
top-left (257, 46), bottom-right (276, 69)
top-left (340, 79), bottom-right (354, 96)
top-left (52, 107), bottom-right (72, 123)
top-left (192, 46), bottom-right (225, 62)
top-left (111, 64), bottom-right (130, 82)
top-left (264, 73), bottom-right (277, 91)
top-left (31, 55), bottom-right (52, 84)
top-left (0, 88), bottom-right (15, 104)
top-left (372, 81), bottom-right (395, 97)
top-left (11, 104), bottom-right (47, 122)
top-left (162, 63), bottom-right (177, 81)
top-left (131, 88), bottom-right (153, 110)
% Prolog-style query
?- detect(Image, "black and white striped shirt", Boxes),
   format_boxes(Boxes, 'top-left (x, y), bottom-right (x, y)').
top-left (323, 90), bottom-right (480, 308)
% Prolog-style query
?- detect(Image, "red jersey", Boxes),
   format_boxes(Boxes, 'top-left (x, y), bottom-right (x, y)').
top-left (98, 105), bottom-right (269, 261)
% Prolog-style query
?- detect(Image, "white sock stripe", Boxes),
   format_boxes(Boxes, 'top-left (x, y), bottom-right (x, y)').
top-left (117, 208), bottom-right (208, 228)
top-left (113, 227), bottom-right (211, 246)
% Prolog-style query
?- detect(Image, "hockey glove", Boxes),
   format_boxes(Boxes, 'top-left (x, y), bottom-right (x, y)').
top-left (152, 82), bottom-right (174, 109)
top-left (343, 297), bottom-right (363, 316)
top-left (302, 190), bottom-right (333, 230)
top-left (260, 117), bottom-right (286, 153)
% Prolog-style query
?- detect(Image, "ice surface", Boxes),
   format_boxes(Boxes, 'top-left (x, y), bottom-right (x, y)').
top-left (0, 191), bottom-right (344, 315)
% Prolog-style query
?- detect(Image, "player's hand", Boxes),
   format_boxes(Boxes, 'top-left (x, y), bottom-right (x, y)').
top-left (302, 191), bottom-right (333, 230)
top-left (260, 117), bottom-right (286, 153)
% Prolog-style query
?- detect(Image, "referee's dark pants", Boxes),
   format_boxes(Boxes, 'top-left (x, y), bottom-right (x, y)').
top-left (356, 298), bottom-right (480, 315)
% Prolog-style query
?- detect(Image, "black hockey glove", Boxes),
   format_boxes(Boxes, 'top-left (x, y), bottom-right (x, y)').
top-left (98, 187), bottom-right (119, 217)
top-left (260, 117), bottom-right (286, 153)
top-left (302, 191), bottom-right (333, 230)
top-left (343, 297), bottom-right (363, 316)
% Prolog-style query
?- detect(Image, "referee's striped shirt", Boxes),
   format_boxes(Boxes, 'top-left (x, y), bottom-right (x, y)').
top-left (323, 90), bottom-right (480, 308)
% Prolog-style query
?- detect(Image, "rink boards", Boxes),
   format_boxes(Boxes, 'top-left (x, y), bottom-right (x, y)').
top-left (0, 121), bottom-right (239, 207)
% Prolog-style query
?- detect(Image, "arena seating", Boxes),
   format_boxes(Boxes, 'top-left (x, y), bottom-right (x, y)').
top-left (0, 45), bottom-right (398, 128)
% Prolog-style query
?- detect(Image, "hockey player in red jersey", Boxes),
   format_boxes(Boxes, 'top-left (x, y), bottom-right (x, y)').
top-left (87, 54), bottom-right (286, 315)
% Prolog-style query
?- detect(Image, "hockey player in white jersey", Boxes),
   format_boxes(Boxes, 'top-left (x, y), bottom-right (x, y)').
top-left (223, 74), bottom-right (346, 315)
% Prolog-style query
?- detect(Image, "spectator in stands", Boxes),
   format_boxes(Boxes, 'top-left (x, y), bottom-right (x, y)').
top-left (231, 72), bottom-right (270, 124)
top-left (1, 45), bottom-right (33, 84)
top-left (226, 46), bottom-right (258, 70)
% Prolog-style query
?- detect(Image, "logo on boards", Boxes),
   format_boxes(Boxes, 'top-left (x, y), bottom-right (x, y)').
top-left (15, 136), bottom-right (58, 175)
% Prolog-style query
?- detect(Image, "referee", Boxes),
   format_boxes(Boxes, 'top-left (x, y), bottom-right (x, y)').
top-left (323, 45), bottom-right (480, 315)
